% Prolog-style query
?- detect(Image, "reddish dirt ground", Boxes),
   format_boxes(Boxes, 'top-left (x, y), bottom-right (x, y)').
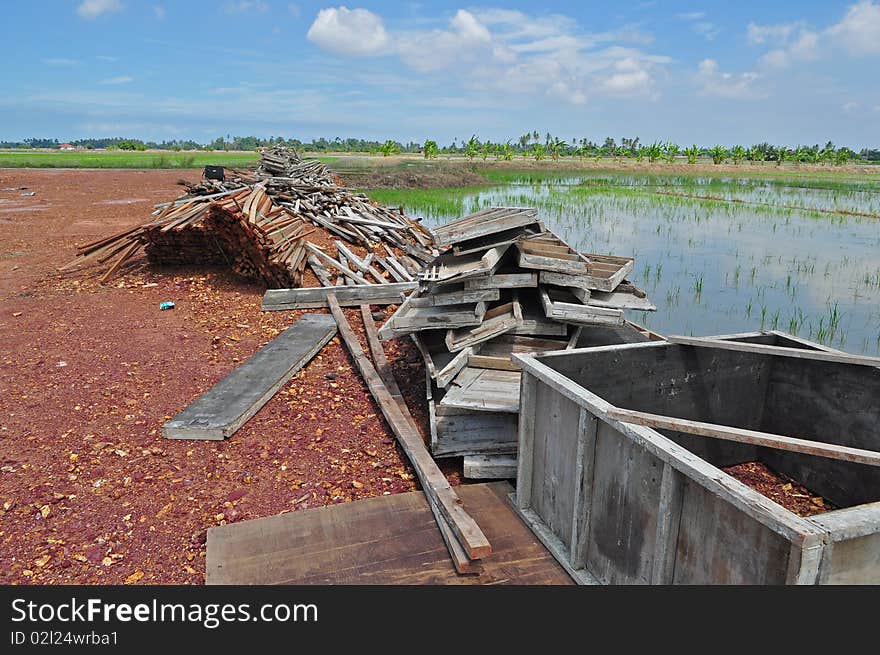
top-left (0, 169), bottom-right (459, 585)
top-left (723, 461), bottom-right (836, 517)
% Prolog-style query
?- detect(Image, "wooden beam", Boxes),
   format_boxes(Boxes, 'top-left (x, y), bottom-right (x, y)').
top-left (327, 294), bottom-right (492, 561)
top-left (606, 407), bottom-right (880, 468)
top-left (359, 306), bottom-right (479, 575)
top-left (667, 335), bottom-right (880, 368)
top-left (262, 282), bottom-right (415, 310)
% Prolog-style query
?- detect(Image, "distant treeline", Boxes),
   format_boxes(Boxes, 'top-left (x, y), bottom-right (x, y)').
top-left (2, 134), bottom-right (878, 162)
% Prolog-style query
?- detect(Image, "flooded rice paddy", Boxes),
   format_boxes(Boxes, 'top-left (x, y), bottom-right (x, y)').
top-left (367, 170), bottom-right (880, 354)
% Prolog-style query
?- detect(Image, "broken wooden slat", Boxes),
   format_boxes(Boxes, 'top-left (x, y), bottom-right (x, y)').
top-left (540, 287), bottom-right (624, 326)
top-left (163, 314), bottom-right (337, 440)
top-left (606, 407), bottom-right (880, 468)
top-left (432, 207), bottom-right (539, 245)
top-left (445, 297), bottom-right (523, 352)
top-left (440, 367), bottom-right (521, 414)
top-left (262, 282), bottom-right (415, 310)
top-left (327, 294), bottom-right (492, 561)
top-left (463, 454), bottom-right (518, 480)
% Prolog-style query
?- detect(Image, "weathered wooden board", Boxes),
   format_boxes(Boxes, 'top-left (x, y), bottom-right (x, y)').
top-left (464, 455), bottom-right (518, 479)
top-left (451, 223), bottom-right (543, 255)
top-left (582, 287), bottom-right (656, 312)
top-left (540, 287), bottom-right (625, 326)
top-left (478, 334), bottom-right (569, 357)
top-left (464, 271), bottom-right (538, 290)
top-left (432, 207), bottom-right (539, 245)
top-left (439, 367), bottom-right (521, 413)
top-left (432, 409), bottom-right (518, 457)
top-left (206, 482), bottom-right (572, 585)
top-left (328, 295), bottom-right (491, 561)
top-left (445, 297), bottom-right (523, 352)
top-left (163, 314), bottom-right (336, 440)
top-left (510, 305), bottom-right (569, 336)
top-left (378, 287), bottom-right (487, 339)
top-left (419, 243), bottom-right (509, 284)
top-left (535, 256), bottom-right (635, 292)
top-left (262, 282), bottom-right (416, 310)
top-left (408, 285), bottom-right (499, 308)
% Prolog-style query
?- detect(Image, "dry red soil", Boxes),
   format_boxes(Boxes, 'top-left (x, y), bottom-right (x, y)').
top-left (0, 169), bottom-right (459, 585)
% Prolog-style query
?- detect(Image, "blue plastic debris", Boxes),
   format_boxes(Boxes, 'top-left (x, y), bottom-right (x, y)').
top-left (160, 301), bottom-right (175, 310)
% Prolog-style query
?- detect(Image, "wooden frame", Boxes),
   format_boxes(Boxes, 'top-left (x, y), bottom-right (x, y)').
top-left (431, 207), bottom-right (539, 245)
top-left (539, 287), bottom-right (625, 326)
top-left (511, 331), bottom-right (880, 585)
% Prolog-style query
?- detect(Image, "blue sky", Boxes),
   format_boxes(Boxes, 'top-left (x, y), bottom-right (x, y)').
top-left (2, 1), bottom-right (879, 146)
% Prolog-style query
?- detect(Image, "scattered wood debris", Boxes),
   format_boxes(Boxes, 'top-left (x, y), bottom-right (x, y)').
top-left (62, 147), bottom-right (435, 287)
top-left (378, 207), bottom-right (657, 476)
top-left (723, 461), bottom-right (837, 517)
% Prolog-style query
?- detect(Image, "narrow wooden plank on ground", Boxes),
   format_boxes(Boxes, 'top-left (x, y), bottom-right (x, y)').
top-left (262, 282), bottom-right (415, 310)
top-left (163, 314), bottom-right (337, 440)
top-left (327, 294), bottom-right (492, 561)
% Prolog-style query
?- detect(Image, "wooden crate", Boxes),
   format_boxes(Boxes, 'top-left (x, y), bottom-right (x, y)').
top-left (512, 331), bottom-right (880, 585)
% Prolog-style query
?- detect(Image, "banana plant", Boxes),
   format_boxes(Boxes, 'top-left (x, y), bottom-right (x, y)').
top-left (480, 141), bottom-right (492, 161)
top-left (776, 147), bottom-right (788, 166)
top-left (731, 145), bottom-right (746, 165)
top-left (465, 135), bottom-right (480, 161)
top-left (497, 141), bottom-right (514, 161)
top-left (664, 141), bottom-right (680, 163)
top-left (379, 140), bottom-right (399, 157)
top-left (423, 139), bottom-right (438, 159)
top-left (748, 146), bottom-right (765, 162)
top-left (835, 147), bottom-right (852, 166)
top-left (684, 145), bottom-right (700, 164)
top-left (532, 143), bottom-right (546, 161)
top-left (709, 145), bottom-right (727, 164)
top-left (646, 141), bottom-right (664, 163)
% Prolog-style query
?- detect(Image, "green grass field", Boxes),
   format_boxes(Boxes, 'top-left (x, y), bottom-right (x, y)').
top-left (0, 149), bottom-right (262, 169)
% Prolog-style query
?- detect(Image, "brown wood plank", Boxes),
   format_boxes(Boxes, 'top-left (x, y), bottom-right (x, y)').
top-left (206, 482), bottom-right (572, 585)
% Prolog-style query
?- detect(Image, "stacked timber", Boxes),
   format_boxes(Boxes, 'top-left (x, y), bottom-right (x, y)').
top-left (377, 207), bottom-right (659, 479)
top-left (63, 147), bottom-right (434, 286)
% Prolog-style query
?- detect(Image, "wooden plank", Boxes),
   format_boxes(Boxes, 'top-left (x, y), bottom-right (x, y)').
top-left (408, 287), bottom-right (499, 308)
top-left (607, 407), bottom-right (880, 468)
top-left (418, 244), bottom-right (509, 284)
top-left (335, 241), bottom-right (389, 284)
top-left (464, 272), bottom-right (538, 290)
top-left (163, 314), bottom-right (336, 440)
top-left (651, 462), bottom-right (684, 583)
top-left (570, 410), bottom-right (598, 569)
top-left (445, 298), bottom-right (523, 352)
top-left (516, 373), bottom-right (538, 510)
top-left (359, 306), bottom-right (478, 575)
top-left (305, 243), bottom-right (374, 285)
top-left (435, 347), bottom-right (472, 388)
top-left (262, 282), bottom-right (415, 310)
top-left (585, 289), bottom-right (657, 312)
top-left (464, 455), bottom-right (518, 479)
top-left (440, 367), bottom-right (521, 414)
top-left (327, 294), bottom-right (491, 561)
top-left (668, 335), bottom-right (880, 368)
top-left (207, 482), bottom-right (570, 585)
top-left (452, 224), bottom-right (542, 256)
top-left (432, 207), bottom-right (539, 245)
top-left (432, 411), bottom-right (518, 457)
top-left (540, 287), bottom-right (624, 326)
top-left (468, 354), bottom-right (521, 372)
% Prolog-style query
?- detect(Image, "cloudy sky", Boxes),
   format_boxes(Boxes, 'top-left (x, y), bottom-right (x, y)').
top-left (2, 1), bottom-right (879, 146)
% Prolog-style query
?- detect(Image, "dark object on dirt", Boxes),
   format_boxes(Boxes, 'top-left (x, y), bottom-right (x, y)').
top-left (204, 166), bottom-right (225, 181)
top-left (325, 373), bottom-right (337, 380)
top-left (372, 311), bottom-right (385, 322)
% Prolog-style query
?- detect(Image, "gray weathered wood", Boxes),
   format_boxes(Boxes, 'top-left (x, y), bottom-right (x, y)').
top-left (540, 287), bottom-right (625, 326)
top-left (445, 298), bottom-right (523, 352)
top-left (163, 314), bottom-right (336, 440)
top-left (464, 272), bottom-right (538, 290)
top-left (432, 207), bottom-right (539, 245)
top-left (570, 410), bottom-right (598, 569)
top-left (440, 367), bottom-right (521, 413)
top-left (463, 454), bottom-right (518, 479)
top-left (651, 462), bottom-right (684, 583)
top-left (606, 407), bottom-right (880, 467)
top-left (515, 372), bottom-right (538, 510)
top-left (327, 294), bottom-right (491, 561)
top-left (262, 282), bottom-right (415, 310)
top-left (668, 335), bottom-right (880, 368)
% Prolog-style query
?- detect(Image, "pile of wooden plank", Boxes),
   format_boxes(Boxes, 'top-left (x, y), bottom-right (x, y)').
top-left (63, 147), bottom-right (434, 286)
top-left (377, 207), bottom-right (658, 479)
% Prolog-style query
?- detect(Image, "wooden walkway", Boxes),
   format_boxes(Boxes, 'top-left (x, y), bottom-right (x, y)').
top-left (206, 482), bottom-right (572, 585)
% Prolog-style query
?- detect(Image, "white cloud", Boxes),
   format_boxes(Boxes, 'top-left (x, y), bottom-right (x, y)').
top-left (153, 5), bottom-right (166, 20)
top-left (305, 7), bottom-right (669, 106)
top-left (96, 55), bottom-right (118, 62)
top-left (100, 75), bottom-right (134, 85)
top-left (224, 1), bottom-right (268, 14)
top-left (288, 3), bottom-right (301, 18)
top-left (42, 58), bottom-right (80, 66)
top-left (76, 0), bottom-right (123, 19)
top-left (695, 58), bottom-right (760, 98)
top-left (677, 12), bottom-right (705, 21)
top-left (693, 22), bottom-right (719, 40)
top-left (746, 21), bottom-right (797, 45)
top-left (828, 0), bottom-right (880, 54)
top-left (759, 29), bottom-right (819, 68)
top-left (306, 7), bottom-right (389, 56)
top-left (843, 101), bottom-right (861, 112)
